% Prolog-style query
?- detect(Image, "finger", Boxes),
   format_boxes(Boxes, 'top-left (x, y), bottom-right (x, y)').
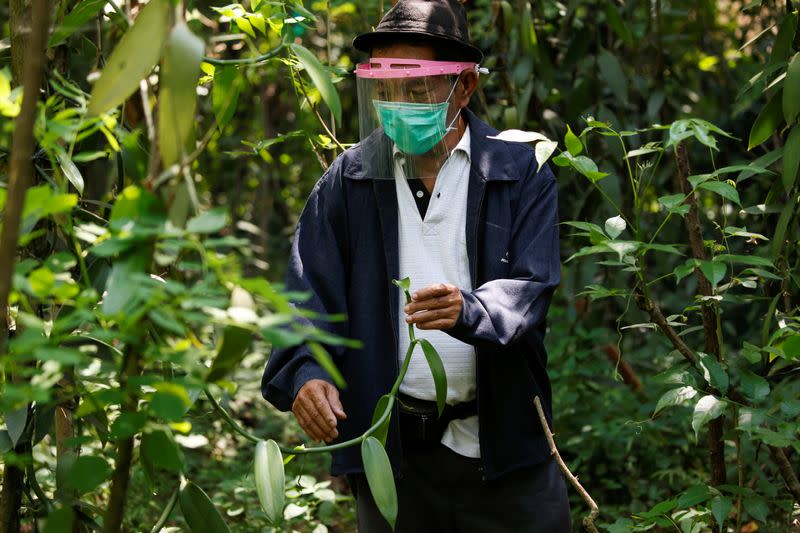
top-left (406, 308), bottom-right (455, 324)
top-left (416, 318), bottom-right (457, 330)
top-left (324, 384), bottom-right (347, 420)
top-left (405, 293), bottom-right (459, 314)
top-left (309, 387), bottom-right (338, 431)
top-left (412, 284), bottom-right (452, 301)
top-left (293, 404), bottom-right (324, 442)
top-left (294, 403), bottom-right (331, 442)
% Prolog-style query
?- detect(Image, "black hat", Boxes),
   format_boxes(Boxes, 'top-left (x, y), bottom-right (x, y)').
top-left (353, 0), bottom-right (483, 63)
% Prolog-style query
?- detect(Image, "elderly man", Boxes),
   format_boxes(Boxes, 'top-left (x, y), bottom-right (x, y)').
top-left (261, 0), bottom-right (570, 530)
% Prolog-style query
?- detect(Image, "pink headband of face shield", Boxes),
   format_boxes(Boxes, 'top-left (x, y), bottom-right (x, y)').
top-left (355, 57), bottom-right (486, 78)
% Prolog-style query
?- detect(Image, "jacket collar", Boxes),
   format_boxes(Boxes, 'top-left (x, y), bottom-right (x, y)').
top-left (344, 108), bottom-right (521, 182)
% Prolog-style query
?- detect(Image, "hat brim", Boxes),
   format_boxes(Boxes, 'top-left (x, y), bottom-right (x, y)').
top-left (353, 30), bottom-right (483, 63)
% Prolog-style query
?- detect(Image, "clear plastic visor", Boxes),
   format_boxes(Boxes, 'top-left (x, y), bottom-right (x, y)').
top-left (356, 72), bottom-right (461, 180)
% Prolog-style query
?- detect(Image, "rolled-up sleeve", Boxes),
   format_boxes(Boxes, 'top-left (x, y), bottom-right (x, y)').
top-left (447, 163), bottom-right (560, 349)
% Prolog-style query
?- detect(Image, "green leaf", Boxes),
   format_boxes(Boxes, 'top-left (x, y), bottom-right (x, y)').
top-left (737, 148), bottom-right (784, 182)
top-left (65, 455), bottom-right (110, 493)
top-left (102, 249), bottom-right (150, 315)
top-left (782, 125), bottom-right (800, 192)
top-left (698, 352), bottom-right (728, 394)
top-left (149, 385), bottom-right (191, 422)
top-left (307, 341), bottom-right (346, 389)
top-left (565, 125), bottom-right (583, 156)
top-left (713, 254), bottom-right (773, 268)
top-left (698, 181), bottom-right (740, 206)
top-left (785, 53), bottom-right (800, 124)
top-left (743, 497), bottom-right (769, 523)
top-left (49, 0), bottom-right (108, 47)
top-left (109, 412), bottom-right (147, 439)
top-left (42, 506), bottom-right (76, 533)
top-left (416, 339), bottom-right (448, 417)
top-left (54, 147), bottom-right (84, 195)
top-left (206, 325), bottom-right (254, 382)
top-left (179, 480), bottom-right (232, 533)
top-left (159, 20), bottom-right (205, 167)
top-left (604, 215), bottom-right (626, 239)
top-left (186, 207), bottom-right (229, 234)
top-left (141, 428), bottom-right (184, 473)
top-left (290, 43), bottom-right (342, 125)
top-left (769, 11), bottom-right (799, 66)
top-left (392, 277), bottom-right (412, 303)
top-left (739, 370), bottom-right (770, 402)
top-left (213, 66), bottom-right (243, 130)
top-left (87, 0), bottom-right (171, 115)
top-left (691, 395), bottom-right (726, 440)
top-left (361, 437), bottom-right (397, 530)
top-left (597, 48), bottom-right (628, 102)
top-left (369, 394), bottom-right (393, 446)
top-left (748, 90), bottom-right (784, 150)
top-left (534, 140), bottom-right (558, 172)
top-left (699, 260), bottom-right (726, 287)
top-left (770, 200), bottom-right (794, 256)
top-left (710, 496), bottom-right (733, 529)
top-left (28, 267), bottom-right (55, 298)
top-left (654, 386), bottom-right (697, 416)
top-left (677, 484), bottom-right (711, 507)
top-left (254, 440), bottom-right (285, 525)
top-left (6, 406), bottom-right (28, 447)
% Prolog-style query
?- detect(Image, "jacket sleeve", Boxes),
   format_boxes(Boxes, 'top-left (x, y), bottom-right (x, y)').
top-left (446, 162), bottom-right (560, 350)
top-left (261, 166), bottom-right (349, 412)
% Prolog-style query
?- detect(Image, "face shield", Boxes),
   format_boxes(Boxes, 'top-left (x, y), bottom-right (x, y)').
top-left (355, 57), bottom-right (480, 180)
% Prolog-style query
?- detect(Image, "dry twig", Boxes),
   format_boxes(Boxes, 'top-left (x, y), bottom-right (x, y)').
top-left (533, 396), bottom-right (600, 533)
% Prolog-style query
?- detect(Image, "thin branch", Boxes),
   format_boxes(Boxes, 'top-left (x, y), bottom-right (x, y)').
top-left (634, 292), bottom-right (698, 365)
top-left (768, 446), bottom-right (800, 503)
top-left (202, 42), bottom-right (285, 66)
top-left (533, 396), bottom-right (599, 533)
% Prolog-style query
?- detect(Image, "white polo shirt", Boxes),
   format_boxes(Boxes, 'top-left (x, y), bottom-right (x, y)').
top-left (393, 126), bottom-right (480, 458)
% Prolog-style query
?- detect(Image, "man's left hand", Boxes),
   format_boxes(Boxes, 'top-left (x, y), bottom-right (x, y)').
top-left (404, 283), bottom-right (462, 330)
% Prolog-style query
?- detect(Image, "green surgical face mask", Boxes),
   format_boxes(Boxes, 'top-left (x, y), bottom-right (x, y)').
top-left (372, 79), bottom-right (460, 155)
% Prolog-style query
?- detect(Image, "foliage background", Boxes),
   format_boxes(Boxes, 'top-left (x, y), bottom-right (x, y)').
top-left (0, 0), bottom-right (799, 532)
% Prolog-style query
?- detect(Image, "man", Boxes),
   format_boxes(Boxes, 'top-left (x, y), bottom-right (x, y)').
top-left (262, 1), bottom-right (570, 530)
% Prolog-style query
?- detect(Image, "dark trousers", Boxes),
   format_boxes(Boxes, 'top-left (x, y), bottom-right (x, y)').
top-left (348, 444), bottom-right (572, 532)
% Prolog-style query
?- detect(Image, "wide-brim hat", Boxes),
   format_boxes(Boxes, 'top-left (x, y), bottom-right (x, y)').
top-left (353, 0), bottom-right (483, 63)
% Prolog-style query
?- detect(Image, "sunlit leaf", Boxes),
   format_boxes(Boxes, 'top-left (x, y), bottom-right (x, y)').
top-left (54, 147), bottom-right (85, 195)
top-left (486, 129), bottom-right (551, 143)
top-left (604, 216), bottom-right (626, 239)
top-left (534, 140), bottom-right (558, 172)
top-left (654, 386), bottom-right (697, 416)
top-left (159, 20), bottom-right (205, 167)
top-left (290, 43), bottom-right (342, 125)
top-left (691, 395), bottom-right (726, 440)
top-left (87, 0), bottom-right (171, 115)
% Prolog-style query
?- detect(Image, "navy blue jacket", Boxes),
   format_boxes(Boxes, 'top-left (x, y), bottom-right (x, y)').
top-left (261, 109), bottom-right (561, 480)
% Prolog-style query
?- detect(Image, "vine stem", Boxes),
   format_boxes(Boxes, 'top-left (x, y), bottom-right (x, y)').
top-left (205, 322), bottom-right (421, 455)
top-left (148, 485), bottom-right (180, 533)
top-left (202, 42), bottom-right (285, 66)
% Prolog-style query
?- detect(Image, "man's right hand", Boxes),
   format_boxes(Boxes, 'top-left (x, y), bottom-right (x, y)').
top-left (292, 379), bottom-right (347, 443)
